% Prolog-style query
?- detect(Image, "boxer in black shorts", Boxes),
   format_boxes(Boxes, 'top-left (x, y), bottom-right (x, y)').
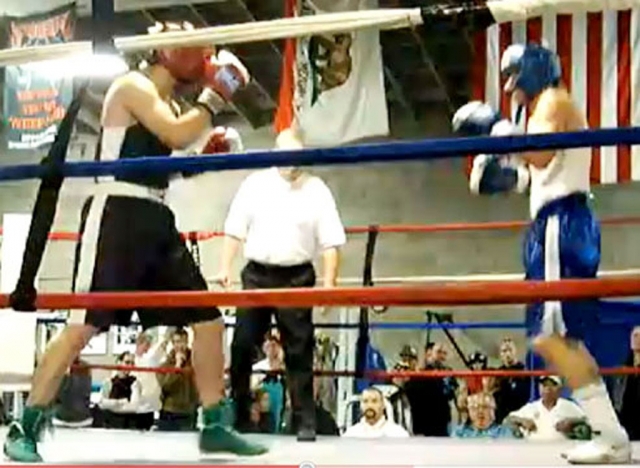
top-left (4, 22), bottom-right (267, 462)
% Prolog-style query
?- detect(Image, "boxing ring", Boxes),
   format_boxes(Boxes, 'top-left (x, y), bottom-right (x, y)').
top-left (2, 0), bottom-right (640, 466)
top-left (1, 427), bottom-right (628, 466)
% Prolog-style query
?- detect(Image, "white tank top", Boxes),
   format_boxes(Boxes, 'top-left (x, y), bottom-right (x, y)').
top-left (529, 145), bottom-right (591, 219)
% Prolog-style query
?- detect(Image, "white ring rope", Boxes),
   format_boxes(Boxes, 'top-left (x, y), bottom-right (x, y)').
top-left (114, 8), bottom-right (423, 52)
top-left (0, 8), bottom-right (422, 68)
top-left (37, 268), bottom-right (640, 286)
top-left (1, 0), bottom-right (639, 68)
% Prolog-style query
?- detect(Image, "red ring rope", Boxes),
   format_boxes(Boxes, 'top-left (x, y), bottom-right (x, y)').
top-left (74, 363), bottom-right (640, 378)
top-left (6, 277), bottom-right (640, 309)
top-left (2, 215), bottom-right (640, 242)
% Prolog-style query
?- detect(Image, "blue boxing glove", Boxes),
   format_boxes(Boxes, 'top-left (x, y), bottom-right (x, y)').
top-left (469, 154), bottom-right (530, 195)
top-left (452, 101), bottom-right (502, 136)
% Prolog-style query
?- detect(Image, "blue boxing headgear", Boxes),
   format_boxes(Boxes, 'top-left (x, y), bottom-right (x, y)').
top-left (501, 43), bottom-right (561, 99)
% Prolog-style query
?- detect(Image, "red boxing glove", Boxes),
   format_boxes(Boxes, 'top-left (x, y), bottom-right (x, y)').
top-left (202, 127), bottom-right (230, 154)
top-left (201, 127), bottom-right (243, 154)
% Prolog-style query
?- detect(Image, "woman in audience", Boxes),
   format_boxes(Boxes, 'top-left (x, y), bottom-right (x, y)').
top-left (97, 352), bottom-right (144, 429)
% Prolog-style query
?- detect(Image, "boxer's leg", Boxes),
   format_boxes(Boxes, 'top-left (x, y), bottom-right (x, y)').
top-left (4, 196), bottom-right (138, 463)
top-left (528, 204), bottom-right (629, 463)
top-left (530, 211), bottom-right (601, 389)
top-left (148, 214), bottom-right (267, 455)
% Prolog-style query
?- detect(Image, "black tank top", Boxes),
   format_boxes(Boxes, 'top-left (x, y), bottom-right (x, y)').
top-left (96, 123), bottom-right (172, 190)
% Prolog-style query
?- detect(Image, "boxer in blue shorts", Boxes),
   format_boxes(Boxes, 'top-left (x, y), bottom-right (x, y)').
top-left (452, 43), bottom-right (630, 464)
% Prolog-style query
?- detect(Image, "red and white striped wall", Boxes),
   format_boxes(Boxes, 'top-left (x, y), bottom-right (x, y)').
top-left (471, 10), bottom-right (640, 184)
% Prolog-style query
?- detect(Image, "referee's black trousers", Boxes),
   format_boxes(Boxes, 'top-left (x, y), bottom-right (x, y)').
top-left (230, 260), bottom-right (316, 433)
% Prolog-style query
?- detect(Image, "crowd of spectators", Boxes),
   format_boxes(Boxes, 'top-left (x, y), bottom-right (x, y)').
top-left (1, 326), bottom-right (640, 443)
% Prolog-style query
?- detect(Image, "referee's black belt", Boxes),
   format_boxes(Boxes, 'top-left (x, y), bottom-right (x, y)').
top-left (246, 260), bottom-right (313, 274)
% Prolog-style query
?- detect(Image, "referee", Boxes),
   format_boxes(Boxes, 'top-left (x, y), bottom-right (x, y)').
top-left (217, 128), bottom-right (346, 441)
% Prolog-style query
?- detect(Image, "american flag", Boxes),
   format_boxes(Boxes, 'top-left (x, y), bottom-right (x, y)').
top-left (471, 10), bottom-right (640, 184)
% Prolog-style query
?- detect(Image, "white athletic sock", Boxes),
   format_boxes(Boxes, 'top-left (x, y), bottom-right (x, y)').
top-left (572, 380), bottom-right (629, 444)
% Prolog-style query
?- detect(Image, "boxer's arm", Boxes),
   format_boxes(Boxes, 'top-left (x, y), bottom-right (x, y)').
top-left (521, 97), bottom-right (565, 169)
top-left (121, 74), bottom-right (210, 150)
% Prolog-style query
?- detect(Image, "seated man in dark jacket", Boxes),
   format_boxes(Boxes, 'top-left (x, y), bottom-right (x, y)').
top-left (493, 338), bottom-right (530, 423)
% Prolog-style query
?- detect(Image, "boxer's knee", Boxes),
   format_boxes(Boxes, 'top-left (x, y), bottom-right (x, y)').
top-left (192, 317), bottom-right (224, 340)
top-left (532, 333), bottom-right (558, 358)
top-left (55, 324), bottom-right (97, 354)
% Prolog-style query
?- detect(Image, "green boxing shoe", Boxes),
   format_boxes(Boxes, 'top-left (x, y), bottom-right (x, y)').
top-left (199, 399), bottom-right (268, 456)
top-left (3, 406), bottom-right (52, 463)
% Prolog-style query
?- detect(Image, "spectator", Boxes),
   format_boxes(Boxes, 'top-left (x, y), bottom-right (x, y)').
top-left (391, 346), bottom-right (417, 390)
top-left (465, 352), bottom-right (491, 395)
top-left (343, 387), bottom-right (409, 438)
top-left (52, 357), bottom-right (93, 428)
top-left (404, 342), bottom-right (456, 436)
top-left (218, 128), bottom-right (346, 441)
top-left (504, 376), bottom-right (590, 441)
top-left (252, 330), bottom-right (286, 433)
top-left (131, 331), bottom-right (170, 430)
top-left (314, 333), bottom-right (339, 415)
top-left (157, 328), bottom-right (199, 431)
top-left (451, 392), bottom-right (514, 438)
top-left (612, 326), bottom-right (640, 440)
top-left (312, 373), bottom-right (340, 436)
top-left (455, 380), bottom-right (470, 426)
top-left (248, 388), bottom-right (274, 433)
top-left (283, 356), bottom-right (340, 436)
top-left (493, 338), bottom-right (530, 423)
top-left (251, 330), bottom-right (284, 389)
top-left (97, 352), bottom-right (144, 429)
top-left (399, 345), bottom-right (418, 370)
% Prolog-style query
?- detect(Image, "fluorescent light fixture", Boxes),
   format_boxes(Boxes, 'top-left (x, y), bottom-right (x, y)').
top-left (24, 52), bottom-right (129, 78)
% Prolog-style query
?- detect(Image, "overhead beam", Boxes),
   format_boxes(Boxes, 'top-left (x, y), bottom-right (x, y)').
top-left (383, 65), bottom-right (417, 120)
top-left (231, 0), bottom-right (282, 61)
top-left (226, 0), bottom-right (280, 108)
top-left (409, 29), bottom-right (453, 114)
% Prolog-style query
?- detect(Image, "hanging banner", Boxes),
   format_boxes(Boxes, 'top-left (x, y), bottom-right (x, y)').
top-left (275, 0), bottom-right (389, 146)
top-left (3, 4), bottom-right (76, 150)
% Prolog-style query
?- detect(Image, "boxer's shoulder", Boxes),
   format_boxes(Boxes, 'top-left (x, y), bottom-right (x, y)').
top-left (529, 88), bottom-right (574, 128)
top-left (113, 71), bottom-right (158, 101)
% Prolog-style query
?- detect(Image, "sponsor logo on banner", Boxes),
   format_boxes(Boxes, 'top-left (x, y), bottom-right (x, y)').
top-left (275, 0), bottom-right (389, 147)
top-left (3, 5), bottom-right (76, 150)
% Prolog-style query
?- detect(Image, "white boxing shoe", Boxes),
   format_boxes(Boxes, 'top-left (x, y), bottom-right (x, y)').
top-left (563, 439), bottom-right (632, 465)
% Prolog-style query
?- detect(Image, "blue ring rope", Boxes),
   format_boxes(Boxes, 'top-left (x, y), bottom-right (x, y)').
top-left (35, 316), bottom-right (524, 330)
top-left (1, 127), bottom-right (638, 181)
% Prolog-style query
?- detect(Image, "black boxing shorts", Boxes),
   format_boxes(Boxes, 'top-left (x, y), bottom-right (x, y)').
top-left (69, 194), bottom-right (221, 331)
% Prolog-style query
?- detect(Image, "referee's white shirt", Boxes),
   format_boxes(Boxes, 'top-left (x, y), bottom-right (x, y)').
top-left (224, 167), bottom-right (346, 266)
